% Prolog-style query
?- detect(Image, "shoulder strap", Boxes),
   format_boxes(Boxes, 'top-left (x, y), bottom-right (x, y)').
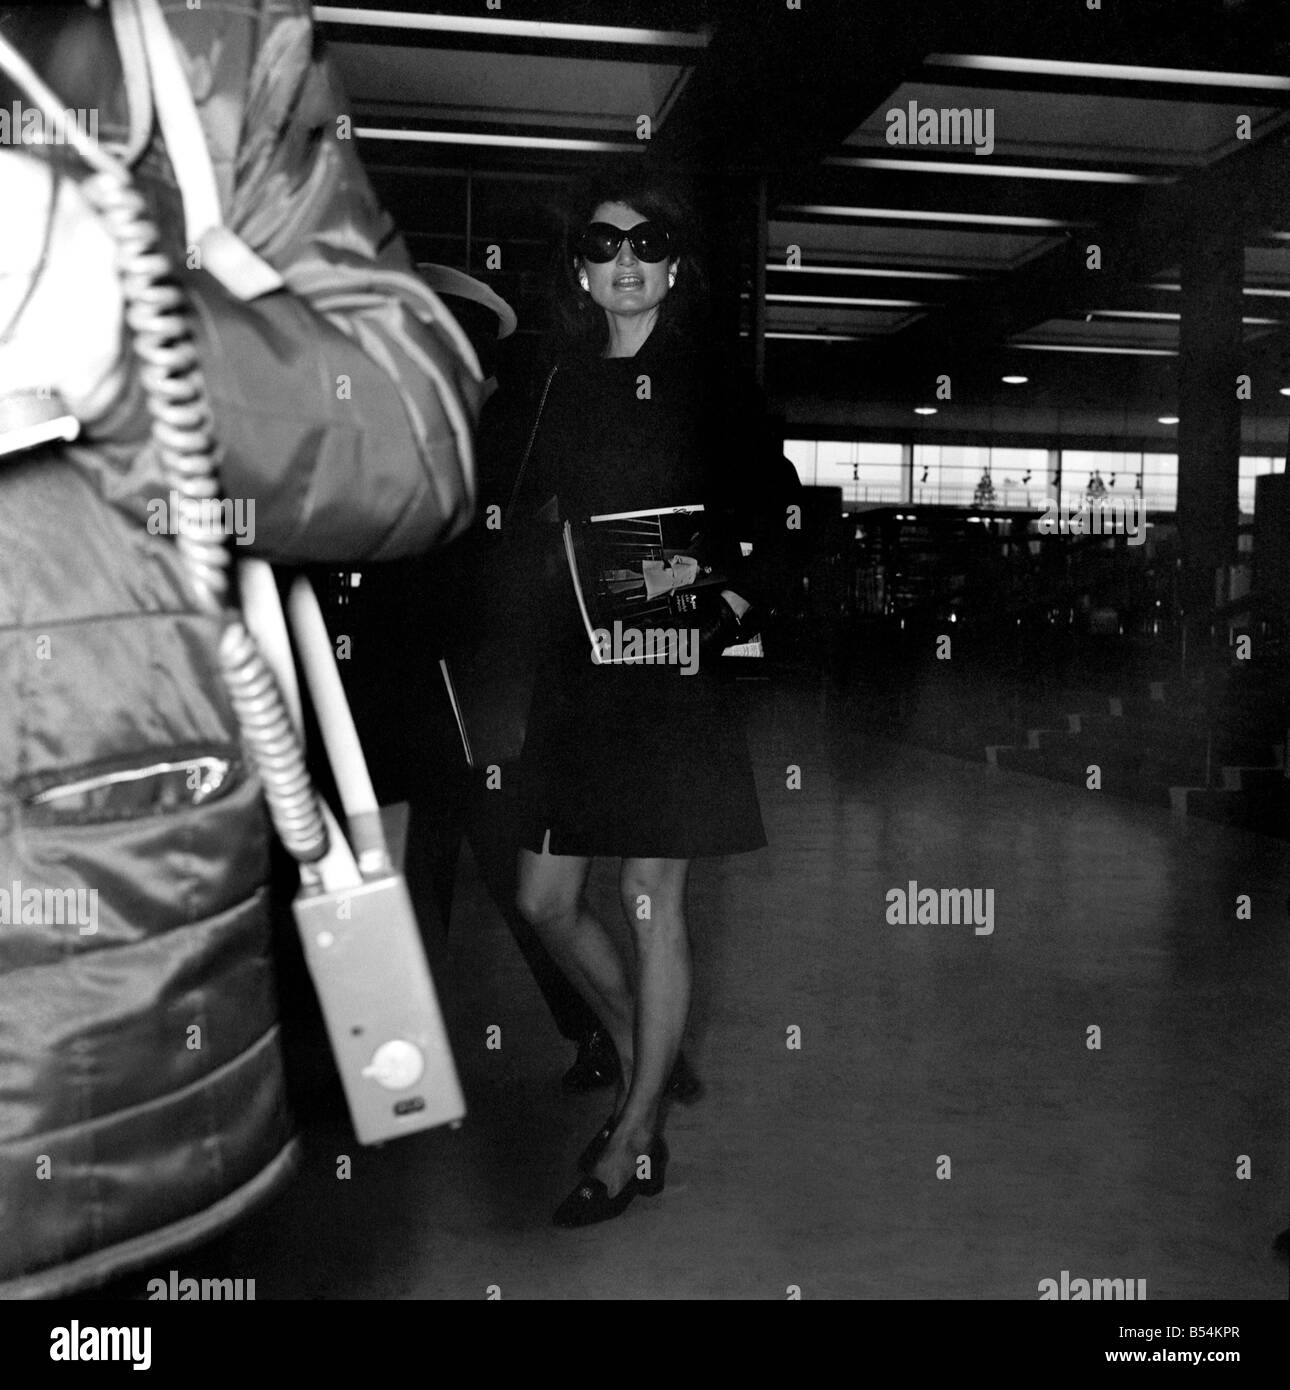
top-left (105, 0), bottom-right (153, 166)
top-left (504, 363), bottom-right (559, 523)
top-left (127, 0), bottom-right (283, 301)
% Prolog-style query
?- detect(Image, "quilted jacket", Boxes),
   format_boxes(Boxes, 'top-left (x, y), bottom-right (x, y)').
top-left (0, 0), bottom-right (479, 1297)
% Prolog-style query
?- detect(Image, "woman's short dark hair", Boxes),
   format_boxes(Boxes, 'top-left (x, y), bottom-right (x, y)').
top-left (547, 159), bottom-right (709, 358)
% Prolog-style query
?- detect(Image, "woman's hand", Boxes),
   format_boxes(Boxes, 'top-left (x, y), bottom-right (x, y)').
top-left (0, 151), bottom-right (127, 427)
top-left (698, 589), bottom-right (761, 656)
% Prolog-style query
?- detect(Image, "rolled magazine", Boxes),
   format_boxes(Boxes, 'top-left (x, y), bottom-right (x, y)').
top-left (563, 504), bottom-right (762, 663)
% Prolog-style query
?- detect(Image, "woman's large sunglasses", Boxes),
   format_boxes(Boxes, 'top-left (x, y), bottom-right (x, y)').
top-left (576, 221), bottom-right (673, 264)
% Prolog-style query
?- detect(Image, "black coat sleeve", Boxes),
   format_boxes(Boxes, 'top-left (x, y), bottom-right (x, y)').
top-left (701, 354), bottom-right (804, 616)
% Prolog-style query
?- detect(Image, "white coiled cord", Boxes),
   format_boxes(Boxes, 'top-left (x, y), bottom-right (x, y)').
top-left (0, 29), bottom-right (329, 866)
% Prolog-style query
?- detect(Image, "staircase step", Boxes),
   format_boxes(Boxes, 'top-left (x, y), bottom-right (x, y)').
top-left (1170, 786), bottom-right (1290, 838)
top-left (994, 744), bottom-right (1175, 806)
top-left (1219, 766), bottom-right (1287, 793)
top-left (1066, 714), bottom-right (1277, 764)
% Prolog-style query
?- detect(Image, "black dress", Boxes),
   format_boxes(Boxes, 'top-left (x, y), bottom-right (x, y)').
top-left (512, 327), bottom-right (767, 859)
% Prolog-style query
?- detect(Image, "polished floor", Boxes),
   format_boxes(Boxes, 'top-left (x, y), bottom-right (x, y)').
top-left (102, 678), bottom-right (1288, 1299)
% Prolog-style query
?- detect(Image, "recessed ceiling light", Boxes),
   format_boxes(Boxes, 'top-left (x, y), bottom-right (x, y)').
top-left (1157, 415), bottom-right (1180, 425)
top-left (1278, 387), bottom-right (1290, 396)
top-left (914, 406), bottom-right (938, 415)
top-left (1001, 375), bottom-right (1029, 384)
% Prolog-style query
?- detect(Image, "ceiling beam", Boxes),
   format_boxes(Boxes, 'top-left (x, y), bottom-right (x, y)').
top-left (650, 0), bottom-right (946, 174)
top-left (838, 120), bottom-right (1290, 392)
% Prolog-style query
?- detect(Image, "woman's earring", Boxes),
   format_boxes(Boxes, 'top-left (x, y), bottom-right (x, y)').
top-left (579, 272), bottom-right (590, 292)
top-left (668, 271), bottom-right (677, 288)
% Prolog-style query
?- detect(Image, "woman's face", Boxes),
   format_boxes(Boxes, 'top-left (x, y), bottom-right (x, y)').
top-left (579, 201), bottom-right (677, 323)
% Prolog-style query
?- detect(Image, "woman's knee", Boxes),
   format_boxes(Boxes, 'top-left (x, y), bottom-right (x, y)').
top-left (619, 859), bottom-right (688, 931)
top-left (516, 882), bottom-right (573, 930)
top-left (516, 854), bottom-right (583, 930)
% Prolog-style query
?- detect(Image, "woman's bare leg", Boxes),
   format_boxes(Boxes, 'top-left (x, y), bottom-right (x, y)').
top-left (515, 836), bottom-right (635, 1099)
top-left (589, 856), bottom-right (691, 1196)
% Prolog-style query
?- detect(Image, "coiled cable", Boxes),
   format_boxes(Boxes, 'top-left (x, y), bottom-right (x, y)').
top-left (85, 170), bottom-right (231, 613)
top-left (0, 30), bottom-right (328, 866)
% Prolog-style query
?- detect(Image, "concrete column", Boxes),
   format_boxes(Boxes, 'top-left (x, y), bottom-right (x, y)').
top-left (1176, 208), bottom-right (1243, 631)
top-left (700, 172), bottom-right (750, 356)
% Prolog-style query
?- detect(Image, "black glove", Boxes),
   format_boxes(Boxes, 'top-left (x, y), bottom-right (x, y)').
top-left (697, 591), bottom-right (761, 657)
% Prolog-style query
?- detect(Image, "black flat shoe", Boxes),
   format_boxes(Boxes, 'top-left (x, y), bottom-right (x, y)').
top-left (552, 1175), bottom-right (638, 1228)
top-left (553, 1137), bottom-right (668, 1228)
top-left (577, 1120), bottom-right (669, 1194)
top-left (561, 1028), bottom-right (621, 1094)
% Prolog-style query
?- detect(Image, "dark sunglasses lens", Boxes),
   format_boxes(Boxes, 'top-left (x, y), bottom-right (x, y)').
top-left (629, 224), bottom-right (671, 262)
top-left (578, 224), bottom-right (621, 262)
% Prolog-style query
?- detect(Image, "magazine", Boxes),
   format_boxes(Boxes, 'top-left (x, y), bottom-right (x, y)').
top-left (562, 504), bottom-right (762, 664)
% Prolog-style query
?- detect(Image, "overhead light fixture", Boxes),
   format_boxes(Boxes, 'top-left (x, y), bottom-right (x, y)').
top-left (762, 331), bottom-right (866, 342)
top-left (767, 264), bottom-right (971, 281)
top-left (354, 128), bottom-right (640, 152)
top-left (1157, 415), bottom-right (1180, 425)
top-left (914, 406), bottom-right (938, 415)
top-left (1001, 375), bottom-right (1029, 384)
top-left (314, 7), bottom-right (709, 47)
top-left (1012, 344), bottom-right (1177, 357)
top-left (1090, 308), bottom-right (1280, 326)
top-left (1150, 281), bottom-right (1290, 299)
top-left (766, 294), bottom-right (926, 307)
top-left (828, 156), bottom-right (1173, 185)
top-left (1278, 387), bottom-right (1290, 396)
top-left (926, 52), bottom-right (1290, 90)
top-left (781, 204), bottom-right (1079, 229)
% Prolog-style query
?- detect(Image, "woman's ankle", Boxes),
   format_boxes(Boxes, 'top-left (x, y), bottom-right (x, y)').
top-left (595, 1127), bottom-right (654, 1181)
top-left (611, 1109), bottom-right (659, 1150)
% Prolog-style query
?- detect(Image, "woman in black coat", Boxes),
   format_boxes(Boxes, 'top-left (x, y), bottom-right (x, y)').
top-left (512, 168), bottom-right (768, 1226)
